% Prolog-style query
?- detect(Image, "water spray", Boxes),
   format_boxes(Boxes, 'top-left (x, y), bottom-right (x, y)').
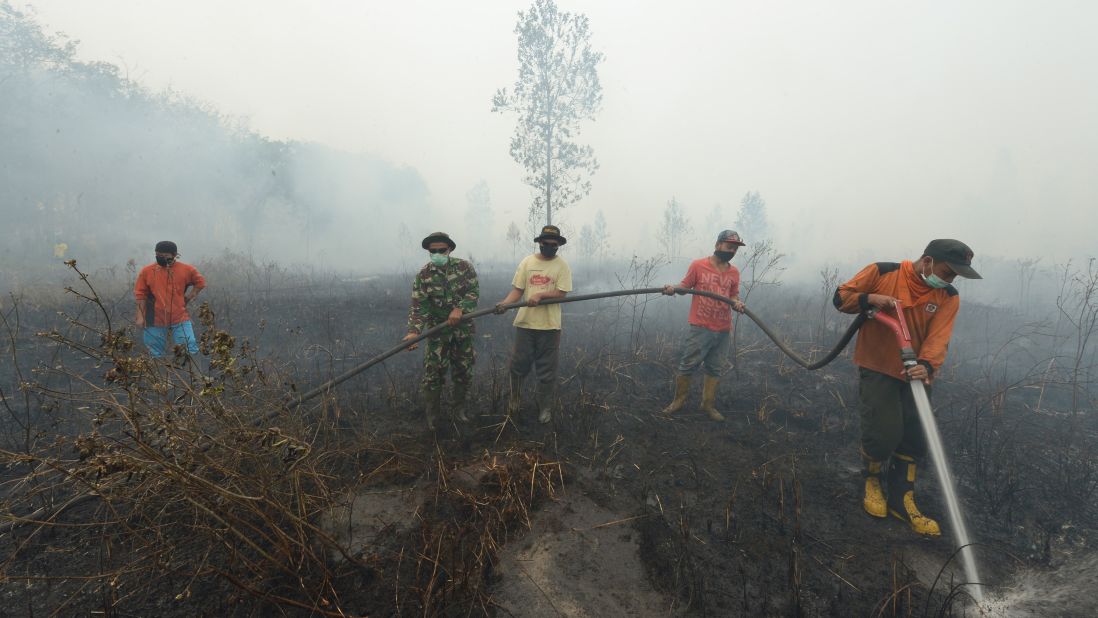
top-left (868, 302), bottom-right (984, 604)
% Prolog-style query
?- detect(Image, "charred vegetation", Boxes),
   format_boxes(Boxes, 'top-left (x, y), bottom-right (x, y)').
top-left (0, 256), bottom-right (1096, 616)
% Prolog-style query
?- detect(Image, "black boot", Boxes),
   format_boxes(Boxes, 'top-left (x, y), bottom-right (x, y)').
top-left (886, 452), bottom-right (941, 536)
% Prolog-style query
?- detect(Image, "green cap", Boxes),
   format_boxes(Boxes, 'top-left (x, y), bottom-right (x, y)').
top-left (421, 232), bottom-right (456, 250)
top-left (923, 239), bottom-right (981, 279)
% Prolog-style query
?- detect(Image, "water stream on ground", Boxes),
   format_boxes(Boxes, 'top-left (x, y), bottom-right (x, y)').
top-left (976, 552), bottom-right (1098, 616)
top-left (910, 380), bottom-right (984, 604)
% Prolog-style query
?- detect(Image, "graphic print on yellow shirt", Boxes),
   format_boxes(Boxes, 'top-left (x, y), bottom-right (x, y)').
top-left (511, 254), bottom-right (574, 330)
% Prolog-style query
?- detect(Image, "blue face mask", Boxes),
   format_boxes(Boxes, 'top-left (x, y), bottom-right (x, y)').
top-left (430, 253), bottom-right (449, 267)
top-left (921, 260), bottom-right (950, 289)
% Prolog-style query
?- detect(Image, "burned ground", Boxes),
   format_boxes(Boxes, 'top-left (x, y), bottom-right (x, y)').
top-left (1, 260), bottom-right (1096, 616)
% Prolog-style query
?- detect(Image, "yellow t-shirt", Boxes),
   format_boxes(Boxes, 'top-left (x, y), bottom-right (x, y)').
top-left (511, 254), bottom-right (573, 330)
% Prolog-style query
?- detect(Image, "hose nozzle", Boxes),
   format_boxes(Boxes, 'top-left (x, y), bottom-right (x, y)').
top-left (867, 301), bottom-right (916, 364)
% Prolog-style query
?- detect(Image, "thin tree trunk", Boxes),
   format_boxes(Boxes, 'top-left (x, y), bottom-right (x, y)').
top-left (545, 123), bottom-right (553, 225)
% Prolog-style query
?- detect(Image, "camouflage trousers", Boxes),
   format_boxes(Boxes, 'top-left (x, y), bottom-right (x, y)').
top-left (421, 327), bottom-right (475, 394)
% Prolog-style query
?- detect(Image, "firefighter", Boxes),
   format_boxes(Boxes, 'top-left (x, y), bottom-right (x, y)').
top-left (834, 239), bottom-right (981, 535)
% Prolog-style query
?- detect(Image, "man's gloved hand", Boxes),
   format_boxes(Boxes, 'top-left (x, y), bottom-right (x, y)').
top-left (493, 302), bottom-right (508, 315)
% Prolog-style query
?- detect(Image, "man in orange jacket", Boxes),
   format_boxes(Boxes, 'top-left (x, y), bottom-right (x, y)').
top-left (134, 241), bottom-right (207, 358)
top-left (833, 239), bottom-right (981, 536)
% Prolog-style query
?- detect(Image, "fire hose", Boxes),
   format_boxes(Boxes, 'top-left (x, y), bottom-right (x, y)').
top-left (284, 286), bottom-right (868, 411)
top-left (6, 285), bottom-right (982, 593)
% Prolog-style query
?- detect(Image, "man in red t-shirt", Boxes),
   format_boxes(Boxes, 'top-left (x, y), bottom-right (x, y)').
top-left (660, 230), bottom-right (746, 420)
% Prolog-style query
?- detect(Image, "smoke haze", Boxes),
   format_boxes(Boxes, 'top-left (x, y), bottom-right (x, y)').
top-left (4, 0), bottom-right (1097, 291)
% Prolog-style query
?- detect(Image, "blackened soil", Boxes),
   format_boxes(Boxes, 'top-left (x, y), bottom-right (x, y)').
top-left (2, 273), bottom-right (1092, 616)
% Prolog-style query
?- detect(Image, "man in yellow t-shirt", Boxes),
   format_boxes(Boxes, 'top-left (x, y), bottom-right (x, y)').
top-left (495, 225), bottom-right (574, 423)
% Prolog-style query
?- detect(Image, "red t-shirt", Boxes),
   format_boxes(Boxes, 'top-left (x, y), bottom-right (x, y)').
top-left (681, 257), bottom-right (740, 332)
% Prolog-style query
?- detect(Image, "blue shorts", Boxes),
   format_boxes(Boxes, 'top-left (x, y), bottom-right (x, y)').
top-left (144, 321), bottom-right (198, 357)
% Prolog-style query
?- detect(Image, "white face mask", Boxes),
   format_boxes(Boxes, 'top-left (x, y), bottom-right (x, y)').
top-left (429, 253), bottom-right (449, 266)
top-left (921, 260), bottom-right (950, 289)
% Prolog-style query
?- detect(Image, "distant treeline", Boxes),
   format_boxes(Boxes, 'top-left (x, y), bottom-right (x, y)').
top-left (0, 2), bottom-right (430, 282)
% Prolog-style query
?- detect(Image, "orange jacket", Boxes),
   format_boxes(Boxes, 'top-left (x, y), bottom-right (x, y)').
top-left (134, 262), bottom-right (206, 327)
top-left (833, 260), bottom-right (959, 380)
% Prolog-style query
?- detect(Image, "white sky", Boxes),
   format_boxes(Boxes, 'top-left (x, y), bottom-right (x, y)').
top-left (25, 0), bottom-right (1098, 266)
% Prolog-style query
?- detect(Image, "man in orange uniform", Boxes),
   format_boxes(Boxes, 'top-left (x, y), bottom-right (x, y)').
top-left (833, 239), bottom-right (981, 536)
top-left (661, 230), bottom-right (747, 421)
top-left (134, 241), bottom-right (207, 358)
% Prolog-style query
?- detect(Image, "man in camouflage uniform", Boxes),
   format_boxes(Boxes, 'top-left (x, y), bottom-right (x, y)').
top-left (402, 232), bottom-right (480, 429)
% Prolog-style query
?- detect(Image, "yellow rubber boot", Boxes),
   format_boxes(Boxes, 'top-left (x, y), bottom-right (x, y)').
top-left (862, 452), bottom-right (887, 518)
top-left (662, 375), bottom-right (692, 415)
top-left (887, 453), bottom-right (941, 536)
top-left (699, 375), bottom-right (724, 421)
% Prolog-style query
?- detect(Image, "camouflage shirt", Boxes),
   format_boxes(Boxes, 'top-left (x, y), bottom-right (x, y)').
top-left (407, 257), bottom-right (480, 334)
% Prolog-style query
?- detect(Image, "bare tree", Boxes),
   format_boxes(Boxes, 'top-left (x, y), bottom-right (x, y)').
top-left (577, 223), bottom-right (596, 260)
top-left (816, 264), bottom-right (841, 345)
top-left (397, 222), bottom-right (413, 276)
top-left (735, 191), bottom-right (770, 242)
top-left (703, 202), bottom-right (725, 240)
top-left (593, 209), bottom-right (610, 264)
top-left (1054, 258), bottom-right (1098, 415)
top-left (506, 221), bottom-right (523, 261)
top-left (1017, 257), bottom-right (1041, 315)
top-left (739, 238), bottom-right (786, 303)
top-left (464, 180), bottom-right (495, 246)
top-left (492, 0), bottom-right (603, 226)
top-left (732, 239), bottom-right (786, 367)
top-left (656, 197), bottom-right (692, 263)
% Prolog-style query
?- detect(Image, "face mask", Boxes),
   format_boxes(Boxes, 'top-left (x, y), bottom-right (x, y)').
top-left (921, 260), bottom-right (950, 289)
top-left (156, 256), bottom-right (174, 267)
top-left (540, 244), bottom-right (559, 257)
top-left (714, 250), bottom-right (736, 262)
top-left (429, 253), bottom-right (449, 266)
